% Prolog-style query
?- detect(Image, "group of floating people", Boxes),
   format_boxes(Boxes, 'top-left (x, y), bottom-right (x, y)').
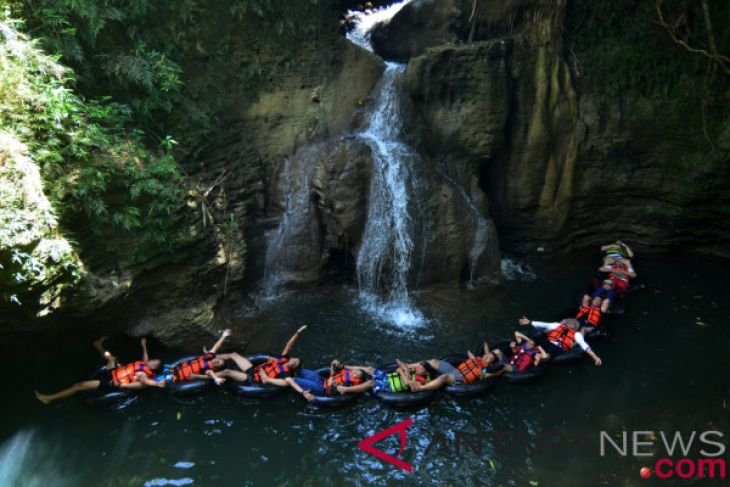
top-left (35, 240), bottom-right (639, 408)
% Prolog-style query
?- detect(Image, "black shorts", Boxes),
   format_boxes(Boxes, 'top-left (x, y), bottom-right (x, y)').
top-left (96, 369), bottom-right (117, 390)
top-left (537, 337), bottom-right (565, 357)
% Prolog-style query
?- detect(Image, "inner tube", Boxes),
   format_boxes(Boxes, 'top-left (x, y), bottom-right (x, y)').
top-left (439, 354), bottom-right (499, 398)
top-left (491, 343), bottom-right (548, 385)
top-left (504, 363), bottom-right (547, 384)
top-left (226, 353), bottom-right (287, 399)
top-left (371, 362), bottom-right (436, 408)
top-left (549, 345), bottom-right (585, 365)
top-left (164, 356), bottom-right (214, 397)
top-left (305, 367), bottom-right (362, 408)
top-left (583, 326), bottom-right (609, 343)
top-left (77, 366), bottom-right (137, 407)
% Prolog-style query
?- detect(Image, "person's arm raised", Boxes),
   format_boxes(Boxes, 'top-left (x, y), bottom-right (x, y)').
top-left (208, 329), bottom-right (232, 355)
top-left (281, 325), bottom-right (307, 356)
top-left (141, 337), bottom-right (150, 363)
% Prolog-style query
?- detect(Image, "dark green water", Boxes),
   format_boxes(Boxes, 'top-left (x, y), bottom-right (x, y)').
top-left (2, 254), bottom-right (729, 486)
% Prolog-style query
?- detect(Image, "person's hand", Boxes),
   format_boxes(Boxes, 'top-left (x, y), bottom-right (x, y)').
top-left (297, 325), bottom-right (308, 334)
top-left (518, 316), bottom-right (531, 326)
top-left (509, 341), bottom-right (517, 349)
top-left (141, 337), bottom-right (147, 346)
top-left (158, 381), bottom-right (166, 389)
top-left (203, 346), bottom-right (209, 354)
top-left (302, 390), bottom-right (315, 402)
top-left (222, 329), bottom-right (232, 338)
top-left (594, 356), bottom-right (602, 366)
top-left (336, 385), bottom-right (347, 395)
top-left (214, 376), bottom-right (226, 385)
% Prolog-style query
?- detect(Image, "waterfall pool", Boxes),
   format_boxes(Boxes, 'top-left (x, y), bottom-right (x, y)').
top-left (4, 253), bottom-right (730, 486)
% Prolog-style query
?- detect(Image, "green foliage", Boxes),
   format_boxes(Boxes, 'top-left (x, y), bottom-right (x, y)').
top-left (566, 0), bottom-right (729, 98)
top-left (0, 14), bottom-right (189, 261)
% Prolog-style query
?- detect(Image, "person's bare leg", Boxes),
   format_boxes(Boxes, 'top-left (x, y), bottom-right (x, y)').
top-left (226, 352), bottom-right (253, 373)
top-left (35, 380), bottom-right (100, 404)
top-left (217, 369), bottom-right (248, 383)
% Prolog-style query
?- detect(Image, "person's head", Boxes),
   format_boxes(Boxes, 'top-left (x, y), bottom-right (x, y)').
top-left (523, 340), bottom-right (535, 350)
top-left (287, 357), bottom-right (302, 370)
top-left (602, 279), bottom-right (613, 290)
top-left (591, 295), bottom-right (603, 307)
top-left (211, 357), bottom-right (226, 370)
top-left (413, 362), bottom-right (428, 376)
top-left (482, 352), bottom-right (497, 364)
top-left (352, 369), bottom-right (370, 381)
top-left (561, 318), bottom-right (580, 330)
top-left (331, 359), bottom-right (344, 371)
top-left (147, 359), bottom-right (162, 371)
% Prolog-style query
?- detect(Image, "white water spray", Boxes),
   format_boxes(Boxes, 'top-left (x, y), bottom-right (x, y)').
top-left (347, 1), bottom-right (425, 328)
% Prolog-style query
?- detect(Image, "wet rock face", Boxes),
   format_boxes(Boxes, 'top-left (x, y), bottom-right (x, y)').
top-left (370, 0), bottom-right (468, 61)
top-left (263, 138), bottom-right (373, 289)
top-left (378, 0), bottom-right (730, 256)
top-left (404, 39), bottom-right (512, 161)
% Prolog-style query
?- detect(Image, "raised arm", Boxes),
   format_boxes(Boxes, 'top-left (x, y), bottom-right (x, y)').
top-left (618, 241), bottom-right (634, 258)
top-left (514, 331), bottom-right (532, 343)
top-left (140, 337), bottom-right (150, 363)
top-left (208, 329), bottom-right (232, 354)
top-left (281, 325), bottom-right (307, 356)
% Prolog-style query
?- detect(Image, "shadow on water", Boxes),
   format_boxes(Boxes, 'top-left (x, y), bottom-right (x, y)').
top-left (2, 253), bottom-right (730, 485)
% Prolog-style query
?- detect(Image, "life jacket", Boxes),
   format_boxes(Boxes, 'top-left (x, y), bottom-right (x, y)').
top-left (326, 369), bottom-right (364, 394)
top-left (457, 357), bottom-right (487, 384)
top-left (111, 361), bottom-right (153, 385)
top-left (254, 357), bottom-right (291, 383)
top-left (509, 345), bottom-right (538, 372)
top-left (546, 325), bottom-right (577, 351)
top-left (604, 245), bottom-right (627, 258)
top-left (386, 370), bottom-right (428, 392)
top-left (172, 353), bottom-right (217, 382)
top-left (576, 305), bottom-right (602, 327)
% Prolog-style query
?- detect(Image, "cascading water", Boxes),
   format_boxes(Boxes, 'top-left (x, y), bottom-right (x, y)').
top-left (262, 155), bottom-right (318, 297)
top-left (346, 1), bottom-right (425, 328)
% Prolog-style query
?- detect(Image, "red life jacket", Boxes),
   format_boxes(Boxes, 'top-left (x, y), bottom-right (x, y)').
top-left (254, 357), bottom-right (290, 383)
top-left (172, 353), bottom-right (218, 382)
top-left (576, 305), bottom-right (602, 327)
top-left (546, 325), bottom-right (576, 351)
top-left (111, 361), bottom-right (153, 385)
top-left (509, 345), bottom-right (538, 372)
top-left (457, 357), bottom-right (487, 384)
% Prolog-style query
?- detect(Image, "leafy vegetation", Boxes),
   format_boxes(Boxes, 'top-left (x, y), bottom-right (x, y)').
top-left (1, 11), bottom-right (190, 310)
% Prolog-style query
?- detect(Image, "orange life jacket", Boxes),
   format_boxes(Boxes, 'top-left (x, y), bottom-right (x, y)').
top-left (546, 325), bottom-right (576, 351)
top-left (111, 361), bottom-right (153, 385)
top-left (576, 305), bottom-right (602, 327)
top-left (457, 357), bottom-right (487, 384)
top-left (172, 353), bottom-right (218, 382)
top-left (326, 369), bottom-right (364, 393)
top-left (509, 344), bottom-right (538, 372)
top-left (254, 357), bottom-right (290, 383)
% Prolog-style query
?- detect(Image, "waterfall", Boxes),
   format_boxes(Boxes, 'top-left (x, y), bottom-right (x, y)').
top-left (347, 1), bottom-right (425, 328)
top-left (262, 154), bottom-right (318, 297)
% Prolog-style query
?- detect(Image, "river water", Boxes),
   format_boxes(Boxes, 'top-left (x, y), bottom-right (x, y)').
top-left (3, 253), bottom-right (729, 486)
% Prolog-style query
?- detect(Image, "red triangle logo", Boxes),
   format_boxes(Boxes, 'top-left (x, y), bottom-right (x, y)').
top-left (358, 417), bottom-right (414, 473)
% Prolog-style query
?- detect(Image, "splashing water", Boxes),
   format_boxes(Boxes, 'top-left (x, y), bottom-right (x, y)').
top-left (345, 1), bottom-right (414, 52)
top-left (347, 2), bottom-right (425, 329)
top-left (501, 258), bottom-right (537, 281)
